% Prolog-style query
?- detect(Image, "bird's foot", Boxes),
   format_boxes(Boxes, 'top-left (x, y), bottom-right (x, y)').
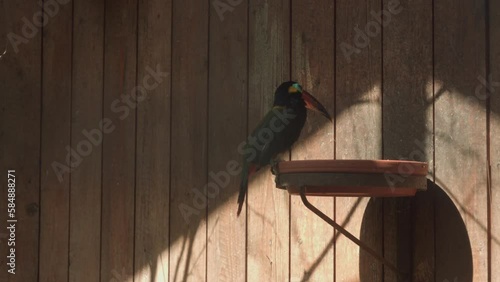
top-left (270, 158), bottom-right (282, 175)
top-left (271, 158), bottom-right (287, 189)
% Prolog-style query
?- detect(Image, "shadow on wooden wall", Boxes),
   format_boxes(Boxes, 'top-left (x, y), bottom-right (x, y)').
top-left (1, 0), bottom-right (496, 281)
top-left (360, 180), bottom-right (473, 282)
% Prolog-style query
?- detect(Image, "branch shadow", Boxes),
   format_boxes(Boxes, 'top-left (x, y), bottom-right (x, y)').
top-left (20, 0), bottom-right (496, 280)
top-left (297, 197), bottom-right (365, 282)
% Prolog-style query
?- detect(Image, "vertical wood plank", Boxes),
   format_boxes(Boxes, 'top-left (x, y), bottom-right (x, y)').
top-left (135, 0), bottom-right (172, 280)
top-left (39, 0), bottom-right (72, 281)
top-left (491, 0), bottom-right (500, 280)
top-left (169, 0), bottom-right (208, 281)
top-left (0, 0), bottom-right (6, 55)
top-left (207, 0), bottom-right (248, 281)
top-left (69, 0), bottom-right (104, 281)
top-left (100, 0), bottom-right (137, 281)
top-left (247, 0), bottom-right (290, 281)
top-left (0, 1), bottom-right (41, 281)
top-left (290, 0), bottom-right (335, 281)
top-left (434, 0), bottom-right (488, 281)
top-left (383, 0), bottom-right (433, 280)
top-left (335, 0), bottom-right (383, 280)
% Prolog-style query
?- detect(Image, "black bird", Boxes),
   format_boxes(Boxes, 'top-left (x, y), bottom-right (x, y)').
top-left (237, 81), bottom-right (331, 215)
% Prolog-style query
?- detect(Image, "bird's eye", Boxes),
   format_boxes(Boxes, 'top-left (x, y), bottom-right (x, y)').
top-left (288, 83), bottom-right (302, 93)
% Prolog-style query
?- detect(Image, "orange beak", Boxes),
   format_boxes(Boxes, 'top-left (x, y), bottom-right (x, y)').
top-left (302, 91), bottom-right (332, 121)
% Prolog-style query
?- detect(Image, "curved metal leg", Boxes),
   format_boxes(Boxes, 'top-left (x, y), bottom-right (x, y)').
top-left (299, 187), bottom-right (406, 279)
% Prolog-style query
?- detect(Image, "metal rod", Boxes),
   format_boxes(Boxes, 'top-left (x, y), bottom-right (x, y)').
top-left (299, 187), bottom-right (406, 278)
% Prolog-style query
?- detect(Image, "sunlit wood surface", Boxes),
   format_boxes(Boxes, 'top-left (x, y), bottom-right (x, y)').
top-left (0, 0), bottom-right (497, 281)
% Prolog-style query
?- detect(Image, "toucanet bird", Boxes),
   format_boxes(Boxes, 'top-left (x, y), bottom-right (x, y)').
top-left (237, 81), bottom-right (332, 216)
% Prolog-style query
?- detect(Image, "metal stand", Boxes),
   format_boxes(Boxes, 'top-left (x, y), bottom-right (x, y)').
top-left (299, 186), bottom-right (407, 278)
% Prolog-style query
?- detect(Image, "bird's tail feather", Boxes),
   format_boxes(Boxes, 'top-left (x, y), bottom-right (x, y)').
top-left (237, 163), bottom-right (257, 216)
top-left (237, 172), bottom-right (247, 216)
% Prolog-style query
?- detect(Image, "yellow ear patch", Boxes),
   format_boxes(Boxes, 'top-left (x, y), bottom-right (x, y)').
top-left (288, 86), bottom-right (298, 93)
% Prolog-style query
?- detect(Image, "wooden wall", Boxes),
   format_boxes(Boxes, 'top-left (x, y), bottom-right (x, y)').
top-left (0, 0), bottom-right (498, 281)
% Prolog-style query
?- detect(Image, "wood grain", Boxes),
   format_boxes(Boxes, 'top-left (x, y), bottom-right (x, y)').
top-left (434, 0), bottom-right (488, 280)
top-left (39, 0), bottom-right (72, 281)
top-left (247, 0), bottom-right (290, 281)
top-left (290, 0), bottom-right (335, 281)
top-left (207, 1), bottom-right (248, 281)
top-left (100, 0), bottom-right (137, 281)
top-left (3, 1), bottom-right (497, 281)
top-left (382, 0), bottom-right (433, 280)
top-left (135, 0), bottom-right (172, 280)
top-left (0, 0), bottom-right (5, 51)
top-left (0, 1), bottom-right (41, 281)
top-left (69, 0), bottom-right (104, 281)
top-left (335, 0), bottom-right (383, 279)
top-left (490, 0), bottom-right (499, 281)
top-left (169, 0), bottom-right (208, 281)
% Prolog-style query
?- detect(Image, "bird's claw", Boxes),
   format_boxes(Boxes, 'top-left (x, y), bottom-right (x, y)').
top-left (270, 158), bottom-right (282, 175)
top-left (271, 158), bottom-right (287, 189)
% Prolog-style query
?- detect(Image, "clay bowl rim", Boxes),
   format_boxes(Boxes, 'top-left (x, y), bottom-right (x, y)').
top-left (276, 159), bottom-right (428, 176)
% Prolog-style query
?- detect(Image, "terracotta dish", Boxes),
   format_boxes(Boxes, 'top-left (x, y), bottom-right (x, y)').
top-left (275, 160), bottom-right (428, 197)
